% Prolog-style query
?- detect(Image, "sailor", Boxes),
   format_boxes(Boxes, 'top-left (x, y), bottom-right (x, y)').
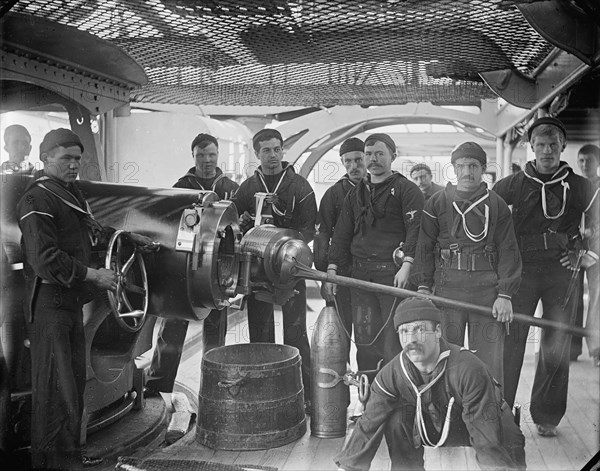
top-left (315, 137), bottom-right (367, 358)
top-left (325, 133), bottom-right (424, 371)
top-left (409, 163), bottom-right (444, 201)
top-left (232, 128), bottom-right (317, 406)
top-left (146, 133), bottom-right (238, 395)
top-left (576, 144), bottom-right (600, 365)
top-left (493, 117), bottom-right (599, 437)
top-left (335, 297), bottom-right (526, 471)
top-left (2, 124), bottom-right (34, 174)
top-left (413, 142), bottom-right (522, 383)
top-left (17, 128), bottom-right (155, 469)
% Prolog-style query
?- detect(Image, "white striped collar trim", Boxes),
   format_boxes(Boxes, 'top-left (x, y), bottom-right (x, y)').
top-left (20, 210), bottom-right (54, 221)
top-left (374, 377), bottom-right (396, 398)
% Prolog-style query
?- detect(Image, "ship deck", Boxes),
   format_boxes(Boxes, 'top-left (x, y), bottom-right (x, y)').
top-left (101, 281), bottom-right (599, 471)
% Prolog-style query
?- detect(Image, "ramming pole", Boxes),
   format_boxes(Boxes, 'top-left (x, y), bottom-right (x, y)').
top-left (292, 262), bottom-right (590, 338)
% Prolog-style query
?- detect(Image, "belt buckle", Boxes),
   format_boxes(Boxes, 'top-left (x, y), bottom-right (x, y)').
top-left (449, 244), bottom-right (460, 269)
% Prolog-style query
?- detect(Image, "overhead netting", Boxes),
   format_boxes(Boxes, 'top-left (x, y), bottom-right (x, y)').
top-left (7, 0), bottom-right (554, 106)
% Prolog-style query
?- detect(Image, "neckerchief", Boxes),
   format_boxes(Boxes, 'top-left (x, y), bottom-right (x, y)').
top-left (355, 173), bottom-right (398, 235)
top-left (34, 174), bottom-right (103, 245)
top-left (523, 161), bottom-right (570, 219)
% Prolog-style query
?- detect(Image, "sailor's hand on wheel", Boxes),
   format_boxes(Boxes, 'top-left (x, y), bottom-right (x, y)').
top-left (86, 267), bottom-right (118, 291)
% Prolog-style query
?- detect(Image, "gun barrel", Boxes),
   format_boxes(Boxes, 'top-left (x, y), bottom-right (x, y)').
top-left (292, 262), bottom-right (590, 338)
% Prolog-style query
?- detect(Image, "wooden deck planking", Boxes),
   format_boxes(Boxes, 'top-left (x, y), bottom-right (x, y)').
top-left (232, 449), bottom-right (267, 467)
top-left (258, 441), bottom-right (296, 470)
top-left (516, 352), bottom-right (599, 471)
top-left (307, 434), bottom-right (346, 470)
top-left (279, 426), bottom-right (325, 471)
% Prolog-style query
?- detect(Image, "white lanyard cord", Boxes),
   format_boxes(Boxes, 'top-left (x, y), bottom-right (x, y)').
top-left (258, 170), bottom-right (286, 195)
top-left (452, 192), bottom-right (490, 243)
top-left (257, 170), bottom-right (293, 218)
top-left (400, 352), bottom-right (455, 448)
top-left (524, 170), bottom-right (569, 220)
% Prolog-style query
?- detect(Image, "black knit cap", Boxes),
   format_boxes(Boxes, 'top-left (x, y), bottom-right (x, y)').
top-left (339, 137), bottom-right (364, 156)
top-left (365, 133), bottom-right (396, 154)
top-left (39, 128), bottom-right (84, 156)
top-left (252, 128), bottom-right (283, 151)
top-left (393, 297), bottom-right (441, 330)
top-left (191, 133), bottom-right (218, 150)
top-left (527, 117), bottom-right (567, 142)
top-left (450, 141), bottom-right (486, 165)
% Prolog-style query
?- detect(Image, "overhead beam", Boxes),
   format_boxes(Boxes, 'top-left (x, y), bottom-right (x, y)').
top-left (1, 50), bottom-right (133, 115)
top-left (276, 102), bottom-right (499, 171)
top-left (516, 0), bottom-right (600, 66)
top-left (481, 49), bottom-right (591, 136)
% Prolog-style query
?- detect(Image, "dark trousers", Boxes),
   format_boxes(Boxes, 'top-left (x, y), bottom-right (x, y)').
top-left (350, 265), bottom-right (401, 373)
top-left (30, 285), bottom-right (86, 471)
top-left (570, 270), bottom-right (585, 359)
top-left (504, 261), bottom-right (574, 426)
top-left (246, 280), bottom-right (311, 400)
top-left (148, 309), bottom-right (227, 393)
top-left (434, 269), bottom-right (504, 384)
top-left (384, 402), bottom-right (526, 470)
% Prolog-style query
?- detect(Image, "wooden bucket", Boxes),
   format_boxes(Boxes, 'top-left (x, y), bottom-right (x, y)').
top-left (196, 343), bottom-right (306, 450)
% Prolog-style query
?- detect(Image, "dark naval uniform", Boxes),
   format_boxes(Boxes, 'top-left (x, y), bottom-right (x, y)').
top-left (494, 161), bottom-right (599, 426)
top-left (147, 167), bottom-right (238, 394)
top-left (329, 173), bottom-right (424, 371)
top-left (232, 162), bottom-right (317, 400)
top-left (314, 174), bottom-right (358, 349)
top-left (413, 183), bottom-right (522, 382)
top-left (423, 181), bottom-right (444, 201)
top-left (17, 171), bottom-right (109, 470)
top-left (173, 166), bottom-right (239, 199)
top-left (335, 340), bottom-right (526, 471)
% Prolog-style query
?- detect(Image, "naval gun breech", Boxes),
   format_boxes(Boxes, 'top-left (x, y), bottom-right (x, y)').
top-left (291, 261), bottom-right (589, 338)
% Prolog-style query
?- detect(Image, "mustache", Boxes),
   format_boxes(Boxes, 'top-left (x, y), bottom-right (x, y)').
top-left (405, 343), bottom-right (423, 352)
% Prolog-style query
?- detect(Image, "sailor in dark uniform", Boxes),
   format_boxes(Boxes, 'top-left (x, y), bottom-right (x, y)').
top-left (325, 133), bottom-right (424, 371)
top-left (232, 128), bottom-right (317, 405)
top-left (335, 297), bottom-right (526, 471)
top-left (17, 128), bottom-right (154, 469)
top-left (494, 117), bottom-right (599, 437)
top-left (147, 133), bottom-right (239, 395)
top-left (413, 142), bottom-right (522, 383)
top-left (314, 137), bottom-right (367, 358)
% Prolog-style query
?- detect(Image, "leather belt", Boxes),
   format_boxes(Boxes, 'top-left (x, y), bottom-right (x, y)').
top-left (353, 259), bottom-right (397, 271)
top-left (519, 232), bottom-right (568, 252)
top-left (441, 253), bottom-right (493, 272)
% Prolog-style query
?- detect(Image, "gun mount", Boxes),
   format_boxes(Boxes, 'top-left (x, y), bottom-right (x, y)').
top-left (0, 174), bottom-right (312, 449)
